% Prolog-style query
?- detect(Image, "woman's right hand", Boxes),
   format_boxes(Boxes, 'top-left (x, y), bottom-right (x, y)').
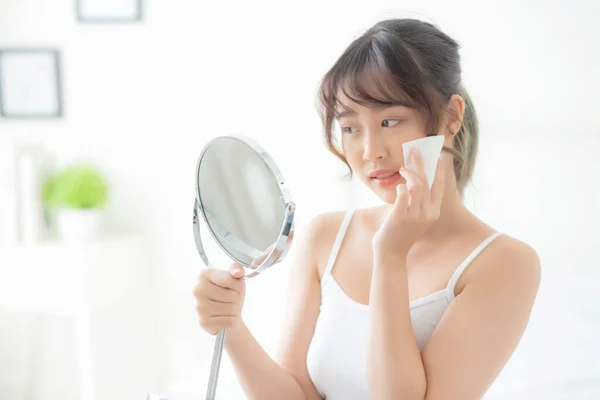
top-left (193, 263), bottom-right (246, 335)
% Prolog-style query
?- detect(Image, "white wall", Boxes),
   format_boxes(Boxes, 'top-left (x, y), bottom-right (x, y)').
top-left (1, 0), bottom-right (599, 399)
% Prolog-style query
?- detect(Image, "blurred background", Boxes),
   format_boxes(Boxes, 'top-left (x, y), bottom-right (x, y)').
top-left (0, 0), bottom-right (598, 399)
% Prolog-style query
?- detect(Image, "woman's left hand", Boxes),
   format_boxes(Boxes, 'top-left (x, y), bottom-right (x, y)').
top-left (372, 147), bottom-right (446, 258)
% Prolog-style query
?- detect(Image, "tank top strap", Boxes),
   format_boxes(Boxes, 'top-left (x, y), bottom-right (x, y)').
top-left (446, 231), bottom-right (503, 297)
top-left (321, 209), bottom-right (356, 290)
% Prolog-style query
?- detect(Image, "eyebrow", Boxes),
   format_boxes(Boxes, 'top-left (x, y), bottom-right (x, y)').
top-left (334, 103), bottom-right (411, 120)
top-left (334, 109), bottom-right (357, 120)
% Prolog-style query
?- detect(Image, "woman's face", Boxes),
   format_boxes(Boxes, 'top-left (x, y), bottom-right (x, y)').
top-left (337, 95), bottom-right (428, 204)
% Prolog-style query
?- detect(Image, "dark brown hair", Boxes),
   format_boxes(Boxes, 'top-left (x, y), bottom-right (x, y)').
top-left (317, 18), bottom-right (478, 196)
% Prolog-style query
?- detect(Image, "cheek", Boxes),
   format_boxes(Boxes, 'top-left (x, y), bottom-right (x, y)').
top-left (341, 136), bottom-right (359, 157)
top-left (393, 125), bottom-right (427, 157)
top-left (386, 134), bottom-right (410, 160)
top-left (344, 150), bottom-right (363, 169)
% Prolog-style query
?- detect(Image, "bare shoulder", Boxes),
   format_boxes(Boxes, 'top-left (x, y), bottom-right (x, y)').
top-left (301, 210), bottom-right (349, 277)
top-left (305, 210), bottom-right (347, 236)
top-left (490, 234), bottom-right (540, 282)
top-left (465, 232), bottom-right (541, 300)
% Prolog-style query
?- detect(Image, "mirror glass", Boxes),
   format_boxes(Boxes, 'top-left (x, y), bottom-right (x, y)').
top-left (196, 136), bottom-right (287, 268)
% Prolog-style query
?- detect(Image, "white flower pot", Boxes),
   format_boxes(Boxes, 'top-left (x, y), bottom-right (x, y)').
top-left (56, 208), bottom-right (102, 242)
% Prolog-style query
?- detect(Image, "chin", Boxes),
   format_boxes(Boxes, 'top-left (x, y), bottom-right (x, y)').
top-left (377, 191), bottom-right (398, 205)
top-left (360, 176), bottom-right (399, 204)
top-left (369, 185), bottom-right (399, 205)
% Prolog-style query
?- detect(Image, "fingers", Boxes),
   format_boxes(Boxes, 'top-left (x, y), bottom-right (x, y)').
top-left (194, 277), bottom-right (241, 303)
top-left (200, 268), bottom-right (245, 295)
top-left (399, 147), bottom-right (446, 220)
top-left (409, 147), bottom-right (429, 189)
top-left (196, 298), bottom-right (241, 318)
top-left (195, 265), bottom-right (247, 336)
top-left (393, 183), bottom-right (410, 217)
top-left (399, 166), bottom-right (423, 216)
top-left (229, 262), bottom-right (246, 279)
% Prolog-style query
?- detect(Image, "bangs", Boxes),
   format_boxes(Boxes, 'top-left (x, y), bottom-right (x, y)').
top-left (320, 34), bottom-right (429, 118)
top-left (335, 63), bottom-right (415, 115)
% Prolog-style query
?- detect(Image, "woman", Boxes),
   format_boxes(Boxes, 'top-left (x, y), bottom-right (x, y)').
top-left (193, 18), bottom-right (541, 400)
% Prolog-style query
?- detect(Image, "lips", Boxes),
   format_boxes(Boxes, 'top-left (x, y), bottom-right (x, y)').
top-left (368, 169), bottom-right (402, 188)
top-left (368, 169), bottom-right (400, 179)
top-left (371, 172), bottom-right (397, 179)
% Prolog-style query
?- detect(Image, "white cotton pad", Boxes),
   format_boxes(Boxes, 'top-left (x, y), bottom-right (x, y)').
top-left (402, 135), bottom-right (445, 189)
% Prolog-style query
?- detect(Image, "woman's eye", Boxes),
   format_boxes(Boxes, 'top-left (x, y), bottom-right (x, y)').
top-left (382, 119), bottom-right (401, 127)
top-left (342, 126), bottom-right (358, 134)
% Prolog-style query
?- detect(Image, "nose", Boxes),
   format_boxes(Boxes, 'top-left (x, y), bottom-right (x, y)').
top-left (362, 130), bottom-right (387, 161)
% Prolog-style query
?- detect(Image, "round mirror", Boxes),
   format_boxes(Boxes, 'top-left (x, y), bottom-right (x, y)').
top-left (193, 134), bottom-right (295, 276)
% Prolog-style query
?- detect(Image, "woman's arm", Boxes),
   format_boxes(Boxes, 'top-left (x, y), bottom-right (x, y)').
top-left (368, 252), bottom-right (427, 399)
top-left (225, 321), bottom-right (307, 399)
top-left (224, 213), bottom-right (335, 400)
top-left (419, 239), bottom-right (541, 399)
top-left (367, 237), bottom-right (541, 400)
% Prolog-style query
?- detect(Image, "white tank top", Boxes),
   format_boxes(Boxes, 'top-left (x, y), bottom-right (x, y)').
top-left (306, 209), bottom-right (502, 399)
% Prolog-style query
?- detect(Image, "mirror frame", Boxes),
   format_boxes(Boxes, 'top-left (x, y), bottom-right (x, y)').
top-left (192, 134), bottom-right (295, 278)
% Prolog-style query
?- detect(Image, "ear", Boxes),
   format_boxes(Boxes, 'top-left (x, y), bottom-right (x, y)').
top-left (445, 94), bottom-right (465, 136)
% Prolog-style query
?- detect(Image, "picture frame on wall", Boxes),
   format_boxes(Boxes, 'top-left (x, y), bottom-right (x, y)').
top-left (77, 0), bottom-right (143, 23)
top-left (0, 48), bottom-right (63, 119)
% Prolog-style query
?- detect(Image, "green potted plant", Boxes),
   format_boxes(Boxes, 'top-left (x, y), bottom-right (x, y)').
top-left (42, 163), bottom-right (109, 241)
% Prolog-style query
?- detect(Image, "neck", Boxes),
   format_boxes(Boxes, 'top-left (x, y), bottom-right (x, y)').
top-left (423, 162), bottom-right (471, 240)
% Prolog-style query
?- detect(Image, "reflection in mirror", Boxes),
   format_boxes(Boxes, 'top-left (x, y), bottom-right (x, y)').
top-left (197, 137), bottom-right (286, 267)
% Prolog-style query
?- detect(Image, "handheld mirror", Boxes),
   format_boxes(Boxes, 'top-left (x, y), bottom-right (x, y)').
top-left (192, 135), bottom-right (295, 400)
